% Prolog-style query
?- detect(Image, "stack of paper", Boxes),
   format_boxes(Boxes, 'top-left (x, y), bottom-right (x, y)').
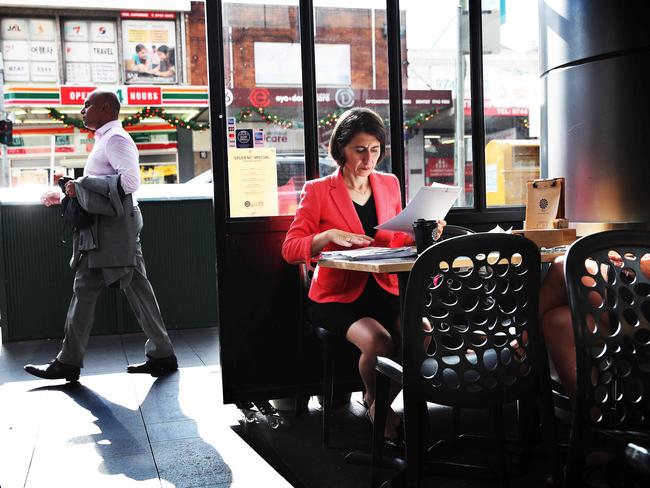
top-left (319, 246), bottom-right (417, 261)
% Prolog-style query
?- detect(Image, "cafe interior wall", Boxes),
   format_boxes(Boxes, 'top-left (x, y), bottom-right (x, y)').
top-left (540, 0), bottom-right (650, 234)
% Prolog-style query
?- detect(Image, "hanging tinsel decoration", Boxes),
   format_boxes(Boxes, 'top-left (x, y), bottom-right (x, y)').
top-left (47, 107), bottom-right (209, 131)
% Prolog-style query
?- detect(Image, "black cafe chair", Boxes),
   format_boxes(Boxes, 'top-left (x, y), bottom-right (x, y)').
top-left (371, 233), bottom-right (559, 488)
top-left (439, 224), bottom-right (474, 240)
top-left (299, 263), bottom-right (364, 448)
top-left (563, 230), bottom-right (650, 486)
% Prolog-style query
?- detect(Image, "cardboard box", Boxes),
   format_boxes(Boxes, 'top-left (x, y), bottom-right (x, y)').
top-left (512, 228), bottom-right (577, 248)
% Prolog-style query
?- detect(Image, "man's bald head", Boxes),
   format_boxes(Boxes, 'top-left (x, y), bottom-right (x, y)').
top-left (92, 91), bottom-right (121, 116)
top-left (80, 90), bottom-right (121, 130)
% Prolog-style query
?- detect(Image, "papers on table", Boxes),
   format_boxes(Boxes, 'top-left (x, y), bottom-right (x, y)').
top-left (319, 246), bottom-right (417, 261)
top-left (488, 225), bottom-right (513, 233)
top-left (376, 182), bottom-right (461, 235)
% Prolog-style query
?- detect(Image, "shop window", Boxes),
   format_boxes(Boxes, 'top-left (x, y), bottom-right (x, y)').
top-left (222, 1), bottom-right (305, 218)
top-left (397, 1), bottom-right (472, 206)
top-left (122, 18), bottom-right (178, 84)
top-left (482, 0), bottom-right (541, 207)
top-left (1, 17), bottom-right (58, 82)
top-left (63, 19), bottom-right (119, 84)
top-left (313, 2), bottom-right (391, 176)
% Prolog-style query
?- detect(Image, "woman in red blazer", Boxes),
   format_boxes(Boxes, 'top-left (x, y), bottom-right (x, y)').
top-left (283, 108), bottom-right (443, 444)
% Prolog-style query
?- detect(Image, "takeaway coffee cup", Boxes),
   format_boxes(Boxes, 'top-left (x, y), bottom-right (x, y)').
top-left (413, 219), bottom-right (436, 253)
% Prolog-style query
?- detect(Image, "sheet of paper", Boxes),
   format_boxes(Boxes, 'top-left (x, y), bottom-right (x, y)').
top-left (376, 183), bottom-right (461, 235)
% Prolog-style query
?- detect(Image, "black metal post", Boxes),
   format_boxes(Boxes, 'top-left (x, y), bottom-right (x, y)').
top-left (386, 0), bottom-right (406, 204)
top-left (468, 0), bottom-right (486, 212)
top-left (204, 0), bottom-right (229, 329)
top-left (299, 0), bottom-right (320, 181)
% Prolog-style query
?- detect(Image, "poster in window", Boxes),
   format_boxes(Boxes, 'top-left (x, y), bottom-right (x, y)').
top-left (91, 63), bottom-right (117, 83)
top-left (1, 18), bottom-right (28, 40)
top-left (122, 19), bottom-right (177, 84)
top-left (30, 61), bottom-right (57, 82)
top-left (29, 19), bottom-right (55, 41)
top-left (90, 43), bottom-right (117, 62)
top-left (63, 20), bottom-right (88, 42)
top-left (65, 42), bottom-right (90, 62)
top-left (29, 41), bottom-right (56, 61)
top-left (3, 61), bottom-right (29, 81)
top-left (66, 62), bottom-right (92, 83)
top-left (64, 19), bottom-right (117, 85)
top-left (90, 21), bottom-right (115, 43)
top-left (2, 39), bottom-right (29, 60)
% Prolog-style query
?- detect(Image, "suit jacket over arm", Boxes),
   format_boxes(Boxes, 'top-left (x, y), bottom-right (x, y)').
top-left (282, 168), bottom-right (411, 303)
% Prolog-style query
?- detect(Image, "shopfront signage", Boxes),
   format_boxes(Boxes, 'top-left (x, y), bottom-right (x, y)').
top-left (60, 86), bottom-right (96, 105)
top-left (120, 12), bottom-right (177, 20)
top-left (235, 88), bottom-right (453, 109)
top-left (3, 85), bottom-right (209, 107)
top-left (127, 86), bottom-right (162, 105)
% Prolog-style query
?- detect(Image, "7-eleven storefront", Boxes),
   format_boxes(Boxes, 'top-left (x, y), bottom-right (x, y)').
top-left (3, 85), bottom-right (209, 186)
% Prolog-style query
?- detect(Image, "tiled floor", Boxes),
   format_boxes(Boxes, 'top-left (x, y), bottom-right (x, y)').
top-left (0, 328), bottom-right (291, 488)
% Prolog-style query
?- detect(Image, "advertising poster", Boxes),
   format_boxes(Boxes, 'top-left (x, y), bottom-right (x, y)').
top-left (0, 18), bottom-right (58, 82)
top-left (64, 20), bottom-right (118, 84)
top-left (228, 148), bottom-right (279, 218)
top-left (122, 19), bottom-right (177, 84)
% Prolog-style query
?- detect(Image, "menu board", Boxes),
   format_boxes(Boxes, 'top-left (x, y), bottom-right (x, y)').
top-left (63, 20), bottom-right (118, 85)
top-left (0, 18), bottom-right (58, 82)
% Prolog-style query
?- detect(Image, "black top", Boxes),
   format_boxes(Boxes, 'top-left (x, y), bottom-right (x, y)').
top-left (353, 195), bottom-right (378, 238)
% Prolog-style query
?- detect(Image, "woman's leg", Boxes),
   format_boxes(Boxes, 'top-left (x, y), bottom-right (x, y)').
top-left (540, 256), bottom-right (577, 395)
top-left (542, 305), bottom-right (576, 395)
top-left (346, 317), bottom-right (399, 437)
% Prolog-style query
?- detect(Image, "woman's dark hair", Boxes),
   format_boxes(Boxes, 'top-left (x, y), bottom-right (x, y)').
top-left (329, 108), bottom-right (386, 167)
top-left (157, 44), bottom-right (175, 67)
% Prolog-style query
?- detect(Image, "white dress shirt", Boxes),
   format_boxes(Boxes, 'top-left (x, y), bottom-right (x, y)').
top-left (84, 119), bottom-right (140, 205)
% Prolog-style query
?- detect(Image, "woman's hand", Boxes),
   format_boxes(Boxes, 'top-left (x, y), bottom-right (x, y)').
top-left (434, 220), bottom-right (447, 241)
top-left (328, 229), bottom-right (374, 248)
top-left (311, 228), bottom-right (374, 256)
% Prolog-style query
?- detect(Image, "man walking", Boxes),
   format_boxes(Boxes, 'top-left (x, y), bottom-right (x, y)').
top-left (25, 90), bottom-right (177, 381)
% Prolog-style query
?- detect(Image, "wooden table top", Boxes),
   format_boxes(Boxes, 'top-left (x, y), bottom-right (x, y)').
top-left (318, 250), bottom-right (564, 273)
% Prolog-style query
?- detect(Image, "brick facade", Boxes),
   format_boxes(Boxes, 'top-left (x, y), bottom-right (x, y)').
top-left (186, 1), bottom-right (208, 86)
top-left (223, 4), bottom-right (407, 90)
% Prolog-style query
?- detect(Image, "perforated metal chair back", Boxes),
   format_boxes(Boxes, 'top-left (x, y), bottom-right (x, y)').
top-left (439, 224), bottom-right (474, 240)
top-left (563, 230), bottom-right (650, 430)
top-left (402, 233), bottom-right (544, 407)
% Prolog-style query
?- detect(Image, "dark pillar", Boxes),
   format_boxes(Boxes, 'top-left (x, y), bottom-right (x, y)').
top-left (177, 128), bottom-right (195, 183)
top-left (539, 0), bottom-right (650, 230)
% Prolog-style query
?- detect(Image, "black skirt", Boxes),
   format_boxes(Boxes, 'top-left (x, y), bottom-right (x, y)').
top-left (307, 276), bottom-right (400, 337)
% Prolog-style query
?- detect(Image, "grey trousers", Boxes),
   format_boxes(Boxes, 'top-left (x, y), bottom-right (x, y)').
top-left (56, 208), bottom-right (175, 367)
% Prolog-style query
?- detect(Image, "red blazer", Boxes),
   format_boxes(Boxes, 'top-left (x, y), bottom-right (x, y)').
top-left (282, 169), bottom-right (411, 303)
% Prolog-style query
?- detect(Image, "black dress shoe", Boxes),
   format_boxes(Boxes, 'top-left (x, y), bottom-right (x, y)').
top-left (127, 355), bottom-right (178, 376)
top-left (24, 359), bottom-right (80, 382)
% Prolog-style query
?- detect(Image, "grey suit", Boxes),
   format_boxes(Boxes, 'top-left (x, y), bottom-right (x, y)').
top-left (56, 175), bottom-right (174, 368)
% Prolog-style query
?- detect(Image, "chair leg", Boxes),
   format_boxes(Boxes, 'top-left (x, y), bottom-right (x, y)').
top-left (452, 406), bottom-right (461, 440)
top-left (372, 371), bottom-right (390, 488)
top-left (322, 340), bottom-right (333, 448)
top-left (404, 392), bottom-right (424, 488)
top-left (537, 382), bottom-right (563, 484)
top-left (490, 405), bottom-right (509, 488)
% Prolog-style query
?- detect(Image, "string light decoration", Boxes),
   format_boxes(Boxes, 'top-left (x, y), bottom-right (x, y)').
top-left (235, 106), bottom-right (294, 128)
top-left (47, 107), bottom-right (209, 131)
top-left (403, 107), bottom-right (441, 133)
